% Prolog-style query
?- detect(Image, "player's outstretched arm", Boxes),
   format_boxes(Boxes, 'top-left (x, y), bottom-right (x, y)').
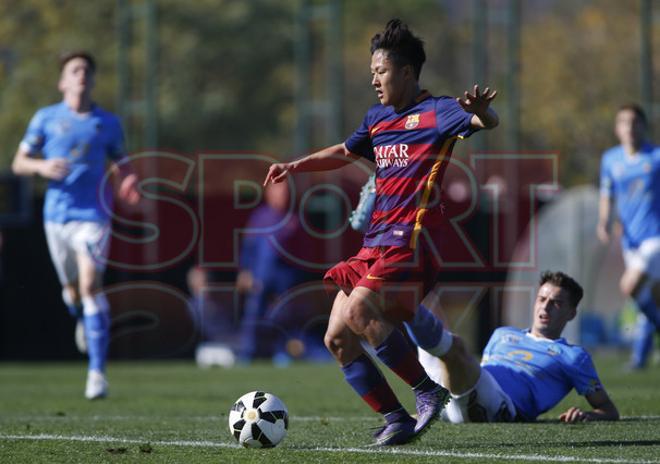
top-left (11, 146), bottom-right (69, 180)
top-left (559, 389), bottom-right (619, 423)
top-left (263, 143), bottom-right (358, 186)
top-left (458, 84), bottom-right (499, 130)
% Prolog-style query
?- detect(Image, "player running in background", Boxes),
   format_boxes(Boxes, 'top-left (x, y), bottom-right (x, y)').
top-left (12, 51), bottom-right (139, 399)
top-left (598, 104), bottom-right (660, 369)
top-left (418, 271), bottom-right (619, 423)
top-left (264, 19), bottom-right (498, 445)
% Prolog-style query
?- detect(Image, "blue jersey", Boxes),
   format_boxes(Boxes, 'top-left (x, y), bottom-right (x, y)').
top-left (481, 327), bottom-right (603, 421)
top-left (20, 102), bottom-right (126, 224)
top-left (599, 143), bottom-right (660, 250)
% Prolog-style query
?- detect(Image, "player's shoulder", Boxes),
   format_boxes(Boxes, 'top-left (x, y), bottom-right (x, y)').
top-left (364, 102), bottom-right (388, 119)
top-left (491, 326), bottom-right (525, 341)
top-left (32, 102), bottom-right (64, 120)
top-left (93, 105), bottom-right (121, 123)
top-left (601, 145), bottom-right (623, 163)
top-left (552, 337), bottom-right (592, 362)
top-left (431, 95), bottom-right (455, 104)
top-left (644, 142), bottom-right (660, 156)
top-left (430, 95), bottom-right (459, 110)
top-left (494, 325), bottom-right (524, 335)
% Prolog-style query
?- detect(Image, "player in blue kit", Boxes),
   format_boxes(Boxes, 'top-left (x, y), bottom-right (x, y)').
top-left (11, 51), bottom-right (139, 399)
top-left (598, 104), bottom-right (660, 369)
top-left (418, 271), bottom-right (619, 423)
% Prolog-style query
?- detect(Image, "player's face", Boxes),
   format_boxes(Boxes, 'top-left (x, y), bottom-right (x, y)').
top-left (531, 283), bottom-right (576, 339)
top-left (370, 49), bottom-right (409, 109)
top-left (614, 109), bottom-right (645, 147)
top-left (59, 57), bottom-right (95, 97)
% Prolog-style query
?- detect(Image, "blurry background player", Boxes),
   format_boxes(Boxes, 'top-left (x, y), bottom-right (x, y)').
top-left (236, 181), bottom-right (319, 365)
top-left (598, 104), bottom-right (660, 369)
top-left (265, 19), bottom-right (498, 445)
top-left (11, 51), bottom-right (139, 399)
top-left (187, 266), bottom-right (240, 368)
top-left (418, 271), bottom-right (619, 423)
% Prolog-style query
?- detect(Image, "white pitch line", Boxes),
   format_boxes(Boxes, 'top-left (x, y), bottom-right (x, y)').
top-left (0, 433), bottom-right (658, 464)
top-left (3, 414), bottom-right (660, 422)
top-left (0, 415), bottom-right (368, 422)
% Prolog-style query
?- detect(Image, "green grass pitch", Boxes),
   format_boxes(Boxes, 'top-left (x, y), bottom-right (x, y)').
top-left (1, 355), bottom-right (659, 463)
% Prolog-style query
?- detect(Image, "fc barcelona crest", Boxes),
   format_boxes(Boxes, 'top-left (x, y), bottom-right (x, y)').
top-left (405, 113), bottom-right (420, 129)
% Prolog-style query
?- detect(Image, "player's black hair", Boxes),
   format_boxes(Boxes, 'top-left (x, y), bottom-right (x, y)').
top-left (59, 50), bottom-right (96, 73)
top-left (539, 271), bottom-right (584, 308)
top-left (617, 103), bottom-right (648, 128)
top-left (370, 19), bottom-right (426, 80)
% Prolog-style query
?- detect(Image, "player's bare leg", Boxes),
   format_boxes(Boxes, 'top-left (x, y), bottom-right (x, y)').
top-left (417, 290), bottom-right (514, 423)
top-left (324, 291), bottom-right (364, 365)
top-left (61, 282), bottom-right (88, 353)
top-left (620, 267), bottom-right (647, 298)
top-left (621, 268), bottom-right (660, 330)
top-left (343, 286), bottom-right (395, 346)
top-left (620, 268), bottom-right (660, 368)
top-left (324, 291), bottom-right (418, 445)
top-left (343, 286), bottom-right (449, 436)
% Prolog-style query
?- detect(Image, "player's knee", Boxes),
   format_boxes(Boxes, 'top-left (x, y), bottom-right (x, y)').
top-left (619, 278), bottom-right (634, 297)
top-left (620, 272), bottom-right (646, 298)
top-left (62, 286), bottom-right (80, 306)
top-left (324, 331), bottom-right (351, 360)
top-left (323, 331), bottom-right (337, 352)
top-left (79, 282), bottom-right (101, 299)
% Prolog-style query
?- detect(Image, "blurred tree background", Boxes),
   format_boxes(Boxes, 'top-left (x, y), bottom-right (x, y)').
top-left (0, 0), bottom-right (658, 185)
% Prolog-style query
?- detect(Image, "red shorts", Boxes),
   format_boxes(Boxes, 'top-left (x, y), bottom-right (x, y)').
top-left (323, 245), bottom-right (439, 320)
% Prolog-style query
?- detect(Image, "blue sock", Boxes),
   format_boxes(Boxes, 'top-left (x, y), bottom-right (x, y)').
top-left (66, 303), bottom-right (83, 320)
top-left (84, 311), bottom-right (109, 372)
top-left (83, 295), bottom-right (110, 372)
top-left (404, 305), bottom-right (444, 350)
top-left (631, 316), bottom-right (655, 368)
top-left (341, 353), bottom-right (404, 417)
top-left (375, 329), bottom-right (437, 393)
top-left (61, 290), bottom-right (83, 319)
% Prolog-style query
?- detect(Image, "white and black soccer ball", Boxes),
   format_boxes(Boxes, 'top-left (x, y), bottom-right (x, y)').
top-left (228, 391), bottom-right (288, 448)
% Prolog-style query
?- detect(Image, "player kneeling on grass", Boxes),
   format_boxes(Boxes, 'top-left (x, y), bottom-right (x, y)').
top-left (417, 271), bottom-right (619, 423)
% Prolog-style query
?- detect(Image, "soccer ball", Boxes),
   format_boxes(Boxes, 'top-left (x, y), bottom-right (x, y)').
top-left (228, 391), bottom-right (289, 448)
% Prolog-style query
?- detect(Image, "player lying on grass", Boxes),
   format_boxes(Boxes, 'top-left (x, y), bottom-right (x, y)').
top-left (417, 271), bottom-right (620, 423)
top-left (264, 19), bottom-right (499, 446)
top-left (348, 146), bottom-right (618, 424)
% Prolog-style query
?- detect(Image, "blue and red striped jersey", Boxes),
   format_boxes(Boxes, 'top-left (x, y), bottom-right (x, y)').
top-left (345, 91), bottom-right (475, 248)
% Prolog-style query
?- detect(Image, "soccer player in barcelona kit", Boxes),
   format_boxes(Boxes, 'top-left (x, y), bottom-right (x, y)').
top-left (12, 51), bottom-right (139, 399)
top-left (598, 104), bottom-right (660, 369)
top-left (418, 271), bottom-right (619, 423)
top-left (264, 19), bottom-right (499, 445)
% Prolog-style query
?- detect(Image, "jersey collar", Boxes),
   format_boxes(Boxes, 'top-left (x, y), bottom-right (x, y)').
top-left (415, 89), bottom-right (432, 103)
top-left (524, 329), bottom-right (566, 344)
